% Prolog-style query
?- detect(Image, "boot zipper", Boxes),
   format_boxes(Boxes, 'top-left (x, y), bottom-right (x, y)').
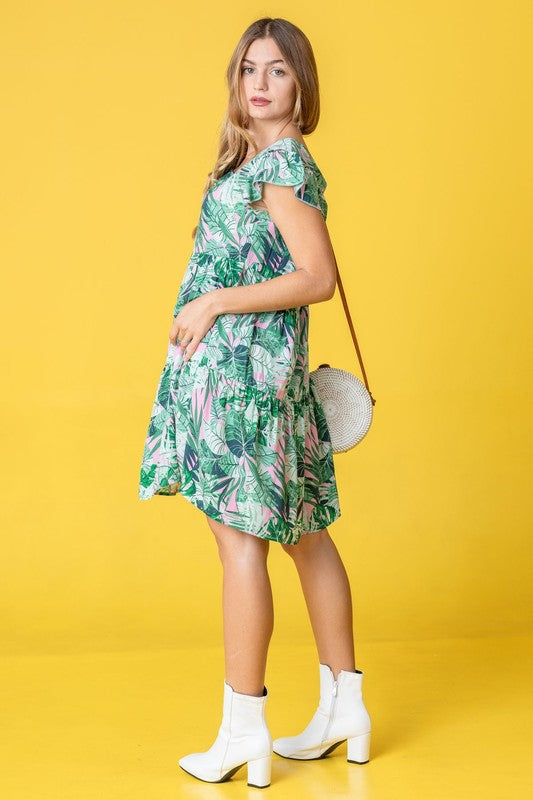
top-left (322, 678), bottom-right (338, 748)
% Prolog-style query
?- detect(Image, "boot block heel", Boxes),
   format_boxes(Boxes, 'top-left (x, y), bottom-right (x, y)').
top-left (347, 731), bottom-right (371, 764)
top-left (247, 754), bottom-right (272, 788)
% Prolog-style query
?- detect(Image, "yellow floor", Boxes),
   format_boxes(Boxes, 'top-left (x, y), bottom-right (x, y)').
top-left (1, 635), bottom-right (531, 798)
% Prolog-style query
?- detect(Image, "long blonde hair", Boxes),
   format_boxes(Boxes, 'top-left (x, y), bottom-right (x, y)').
top-left (191, 17), bottom-right (322, 238)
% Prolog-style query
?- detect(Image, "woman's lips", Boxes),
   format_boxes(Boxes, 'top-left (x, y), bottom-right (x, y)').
top-left (250, 98), bottom-right (271, 106)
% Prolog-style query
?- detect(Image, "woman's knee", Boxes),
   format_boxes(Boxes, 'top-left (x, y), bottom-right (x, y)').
top-left (205, 515), bottom-right (269, 562)
top-left (281, 528), bottom-right (330, 557)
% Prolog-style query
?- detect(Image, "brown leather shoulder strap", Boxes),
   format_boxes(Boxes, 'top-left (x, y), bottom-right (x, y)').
top-left (330, 250), bottom-right (376, 406)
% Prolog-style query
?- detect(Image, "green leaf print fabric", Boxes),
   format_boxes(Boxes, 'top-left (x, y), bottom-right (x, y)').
top-left (138, 136), bottom-right (341, 545)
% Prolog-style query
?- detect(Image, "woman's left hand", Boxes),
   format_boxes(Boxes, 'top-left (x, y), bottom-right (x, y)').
top-left (169, 292), bottom-right (221, 362)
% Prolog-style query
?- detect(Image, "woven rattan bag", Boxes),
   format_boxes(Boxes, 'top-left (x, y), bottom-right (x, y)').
top-left (309, 251), bottom-right (376, 453)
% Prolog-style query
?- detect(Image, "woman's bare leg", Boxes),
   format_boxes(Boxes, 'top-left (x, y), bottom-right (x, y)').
top-left (281, 528), bottom-right (356, 680)
top-left (205, 516), bottom-right (274, 697)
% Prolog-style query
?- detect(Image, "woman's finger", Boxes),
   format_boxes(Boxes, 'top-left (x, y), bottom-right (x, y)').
top-left (169, 325), bottom-right (180, 345)
top-left (182, 335), bottom-right (200, 361)
top-left (169, 322), bottom-right (186, 346)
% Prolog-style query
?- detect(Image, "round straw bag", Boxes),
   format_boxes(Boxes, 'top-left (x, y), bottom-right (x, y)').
top-left (310, 365), bottom-right (374, 452)
top-left (309, 251), bottom-right (376, 453)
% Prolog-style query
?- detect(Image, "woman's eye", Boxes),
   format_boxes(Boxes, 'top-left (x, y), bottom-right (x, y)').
top-left (241, 67), bottom-right (286, 76)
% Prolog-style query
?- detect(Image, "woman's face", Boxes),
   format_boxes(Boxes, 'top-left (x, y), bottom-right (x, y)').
top-left (240, 37), bottom-right (296, 127)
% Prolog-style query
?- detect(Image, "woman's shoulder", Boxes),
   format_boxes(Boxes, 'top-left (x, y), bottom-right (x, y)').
top-left (247, 136), bottom-right (328, 218)
top-left (256, 137), bottom-right (326, 183)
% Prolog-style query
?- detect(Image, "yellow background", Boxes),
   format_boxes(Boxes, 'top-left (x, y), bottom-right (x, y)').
top-left (1, 2), bottom-right (531, 797)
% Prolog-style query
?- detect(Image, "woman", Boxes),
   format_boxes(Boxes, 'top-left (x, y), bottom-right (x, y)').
top-left (138, 16), bottom-right (371, 788)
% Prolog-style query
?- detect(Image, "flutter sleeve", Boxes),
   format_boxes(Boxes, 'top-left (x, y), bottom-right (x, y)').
top-left (240, 138), bottom-right (328, 220)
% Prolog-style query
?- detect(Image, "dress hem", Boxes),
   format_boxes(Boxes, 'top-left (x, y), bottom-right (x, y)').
top-left (139, 480), bottom-right (341, 546)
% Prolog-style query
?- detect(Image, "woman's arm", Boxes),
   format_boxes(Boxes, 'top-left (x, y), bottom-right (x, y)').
top-left (210, 181), bottom-right (337, 315)
top-left (170, 183), bottom-right (338, 358)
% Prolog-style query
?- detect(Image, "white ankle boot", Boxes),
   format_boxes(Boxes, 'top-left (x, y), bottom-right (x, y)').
top-left (272, 663), bottom-right (371, 762)
top-left (178, 680), bottom-right (273, 787)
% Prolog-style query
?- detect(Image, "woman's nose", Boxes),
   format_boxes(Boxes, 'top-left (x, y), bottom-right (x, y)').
top-left (254, 73), bottom-right (267, 90)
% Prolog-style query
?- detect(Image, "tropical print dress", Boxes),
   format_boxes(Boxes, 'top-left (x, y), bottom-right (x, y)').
top-left (138, 136), bottom-right (341, 545)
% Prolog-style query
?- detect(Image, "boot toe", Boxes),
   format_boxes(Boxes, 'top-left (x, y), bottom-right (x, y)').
top-left (178, 752), bottom-right (221, 782)
top-left (272, 737), bottom-right (294, 757)
top-left (273, 736), bottom-right (316, 759)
